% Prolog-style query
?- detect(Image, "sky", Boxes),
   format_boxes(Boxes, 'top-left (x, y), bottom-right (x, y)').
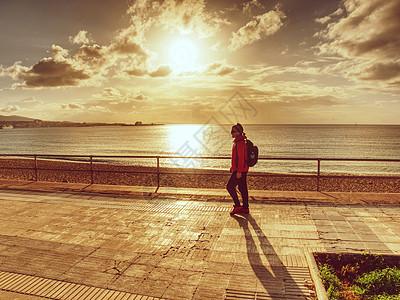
top-left (0, 0), bottom-right (399, 124)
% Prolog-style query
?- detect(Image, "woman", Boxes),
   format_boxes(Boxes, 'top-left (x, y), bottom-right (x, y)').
top-left (227, 123), bottom-right (249, 214)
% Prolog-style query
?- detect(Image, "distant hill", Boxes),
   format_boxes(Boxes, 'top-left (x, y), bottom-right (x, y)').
top-left (0, 114), bottom-right (163, 128)
top-left (0, 114), bottom-right (39, 122)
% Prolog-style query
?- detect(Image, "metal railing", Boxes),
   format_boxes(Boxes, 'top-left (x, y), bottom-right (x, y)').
top-left (0, 154), bottom-right (399, 192)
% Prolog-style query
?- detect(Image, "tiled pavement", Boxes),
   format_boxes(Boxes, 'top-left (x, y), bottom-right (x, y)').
top-left (0, 183), bottom-right (399, 299)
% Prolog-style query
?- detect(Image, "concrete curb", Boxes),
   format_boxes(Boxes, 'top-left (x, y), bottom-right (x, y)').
top-left (306, 252), bottom-right (328, 300)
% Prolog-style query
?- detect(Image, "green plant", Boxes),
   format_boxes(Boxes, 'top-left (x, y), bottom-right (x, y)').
top-left (352, 267), bottom-right (400, 297)
top-left (369, 295), bottom-right (400, 300)
top-left (318, 263), bottom-right (343, 299)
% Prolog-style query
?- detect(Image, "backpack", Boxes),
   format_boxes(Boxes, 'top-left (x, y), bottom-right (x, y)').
top-left (245, 139), bottom-right (258, 167)
top-left (235, 138), bottom-right (259, 168)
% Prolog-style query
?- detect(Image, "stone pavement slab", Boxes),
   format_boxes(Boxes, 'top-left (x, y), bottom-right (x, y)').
top-left (0, 186), bottom-right (400, 299)
top-left (0, 290), bottom-right (43, 299)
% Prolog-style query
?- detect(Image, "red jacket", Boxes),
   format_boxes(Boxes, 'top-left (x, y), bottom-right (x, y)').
top-left (230, 135), bottom-right (249, 173)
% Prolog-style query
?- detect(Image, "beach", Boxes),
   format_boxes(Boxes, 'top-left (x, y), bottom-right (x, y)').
top-left (0, 157), bottom-right (399, 193)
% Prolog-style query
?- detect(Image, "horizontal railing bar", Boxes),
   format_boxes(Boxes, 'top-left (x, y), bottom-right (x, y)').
top-left (0, 166), bottom-right (399, 179)
top-left (316, 174), bottom-right (400, 179)
top-left (0, 167), bottom-right (155, 174)
top-left (0, 154), bottom-right (399, 162)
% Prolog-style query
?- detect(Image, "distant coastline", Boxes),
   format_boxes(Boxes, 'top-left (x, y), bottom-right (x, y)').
top-left (0, 120), bottom-right (164, 129)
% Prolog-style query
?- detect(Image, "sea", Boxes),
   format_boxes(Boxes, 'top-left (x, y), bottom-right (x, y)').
top-left (0, 124), bottom-right (399, 176)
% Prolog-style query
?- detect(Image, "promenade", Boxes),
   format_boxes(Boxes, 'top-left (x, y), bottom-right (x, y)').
top-left (0, 179), bottom-right (400, 299)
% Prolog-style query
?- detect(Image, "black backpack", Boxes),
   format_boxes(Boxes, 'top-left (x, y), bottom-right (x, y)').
top-left (235, 139), bottom-right (259, 167)
top-left (245, 139), bottom-right (258, 167)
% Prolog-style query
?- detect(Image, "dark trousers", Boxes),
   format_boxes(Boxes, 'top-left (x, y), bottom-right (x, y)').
top-left (226, 171), bottom-right (249, 209)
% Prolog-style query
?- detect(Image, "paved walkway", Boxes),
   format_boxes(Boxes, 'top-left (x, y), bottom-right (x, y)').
top-left (0, 180), bottom-right (399, 299)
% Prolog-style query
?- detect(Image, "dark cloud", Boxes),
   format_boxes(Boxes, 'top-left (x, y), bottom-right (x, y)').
top-left (322, 0), bottom-right (400, 54)
top-left (134, 94), bottom-right (147, 100)
top-left (17, 58), bottom-right (90, 88)
top-left (354, 61), bottom-right (400, 81)
top-left (125, 68), bottom-right (147, 76)
top-left (74, 44), bottom-right (107, 66)
top-left (317, 0), bottom-right (400, 85)
top-left (124, 65), bottom-right (172, 78)
top-left (109, 38), bottom-right (148, 56)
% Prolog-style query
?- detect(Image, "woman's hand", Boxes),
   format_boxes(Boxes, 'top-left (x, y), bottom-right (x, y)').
top-left (236, 172), bottom-right (242, 179)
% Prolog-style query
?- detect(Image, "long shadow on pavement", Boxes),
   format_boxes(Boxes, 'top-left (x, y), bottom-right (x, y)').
top-left (231, 213), bottom-right (309, 298)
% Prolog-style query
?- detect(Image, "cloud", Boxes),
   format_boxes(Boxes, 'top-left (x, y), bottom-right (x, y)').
top-left (2, 97), bottom-right (44, 111)
top-left (317, 0), bottom-right (400, 59)
top-left (229, 7), bottom-right (286, 51)
top-left (74, 44), bottom-right (109, 67)
top-left (0, 61), bottom-right (29, 80)
top-left (60, 102), bottom-right (111, 116)
top-left (87, 105), bottom-right (111, 113)
top-left (96, 87), bottom-right (122, 99)
top-left (15, 58), bottom-right (90, 88)
top-left (242, 0), bottom-right (265, 15)
top-left (1, 43), bottom-right (105, 88)
top-left (0, 104), bottom-right (20, 113)
top-left (149, 65), bottom-right (173, 77)
top-left (69, 30), bottom-right (94, 44)
top-left (51, 44), bottom-right (69, 60)
top-left (109, 25), bottom-right (149, 56)
top-left (92, 87), bottom-right (149, 101)
top-left (88, 88), bottom-right (151, 113)
top-left (149, 0), bottom-right (231, 38)
top-left (1, 38), bottom-right (146, 88)
top-left (176, 99), bottom-right (215, 120)
top-left (279, 95), bottom-right (347, 107)
top-left (0, 1), bottom-right (155, 89)
top-left (61, 103), bottom-right (85, 110)
top-left (125, 65), bottom-right (173, 78)
top-left (1, 0), bottom-right (229, 88)
top-left (18, 96), bottom-right (44, 105)
top-left (348, 60), bottom-right (400, 81)
top-left (315, 8), bottom-right (343, 24)
top-left (316, 0), bottom-right (400, 85)
top-left (204, 61), bottom-right (237, 76)
top-left (125, 68), bottom-right (148, 77)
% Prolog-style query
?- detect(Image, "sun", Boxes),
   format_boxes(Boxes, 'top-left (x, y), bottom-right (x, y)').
top-left (169, 38), bottom-right (199, 72)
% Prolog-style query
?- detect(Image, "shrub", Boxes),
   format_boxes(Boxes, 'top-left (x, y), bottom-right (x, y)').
top-left (370, 295), bottom-right (400, 300)
top-left (318, 263), bottom-right (343, 299)
top-left (352, 267), bottom-right (400, 297)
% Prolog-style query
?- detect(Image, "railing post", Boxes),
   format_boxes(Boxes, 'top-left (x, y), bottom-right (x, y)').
top-left (317, 159), bottom-right (321, 192)
top-left (34, 155), bottom-right (38, 181)
top-left (156, 156), bottom-right (160, 191)
top-left (90, 156), bottom-right (94, 184)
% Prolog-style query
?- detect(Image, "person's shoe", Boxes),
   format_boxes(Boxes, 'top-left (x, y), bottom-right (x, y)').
top-left (230, 205), bottom-right (243, 215)
top-left (239, 207), bottom-right (249, 213)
